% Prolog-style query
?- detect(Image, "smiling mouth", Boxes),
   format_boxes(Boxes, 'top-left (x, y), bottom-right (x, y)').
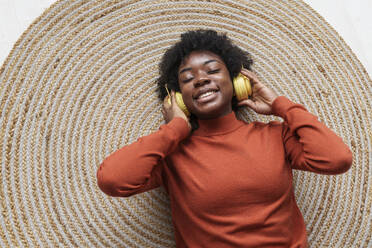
top-left (194, 90), bottom-right (219, 103)
top-left (198, 90), bottom-right (217, 99)
top-left (194, 89), bottom-right (219, 99)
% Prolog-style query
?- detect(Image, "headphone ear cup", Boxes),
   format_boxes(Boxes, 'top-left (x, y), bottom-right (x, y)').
top-left (233, 73), bottom-right (252, 101)
top-left (167, 92), bottom-right (190, 116)
top-left (175, 92), bottom-right (190, 117)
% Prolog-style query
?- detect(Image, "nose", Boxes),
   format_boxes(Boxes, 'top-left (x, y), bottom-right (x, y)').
top-left (193, 72), bottom-right (210, 87)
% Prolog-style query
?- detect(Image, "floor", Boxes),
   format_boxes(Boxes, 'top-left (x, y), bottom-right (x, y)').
top-left (0, 0), bottom-right (371, 77)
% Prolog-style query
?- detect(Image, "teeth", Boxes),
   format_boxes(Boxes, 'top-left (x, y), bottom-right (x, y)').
top-left (198, 91), bottom-right (215, 99)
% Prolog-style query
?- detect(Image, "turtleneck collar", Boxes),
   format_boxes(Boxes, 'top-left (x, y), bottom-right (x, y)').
top-left (193, 111), bottom-right (244, 136)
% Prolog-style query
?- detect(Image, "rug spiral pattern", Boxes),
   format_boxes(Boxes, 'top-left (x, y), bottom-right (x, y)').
top-left (0, 0), bottom-right (371, 247)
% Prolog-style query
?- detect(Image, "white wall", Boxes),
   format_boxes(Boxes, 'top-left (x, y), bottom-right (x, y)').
top-left (303, 0), bottom-right (372, 77)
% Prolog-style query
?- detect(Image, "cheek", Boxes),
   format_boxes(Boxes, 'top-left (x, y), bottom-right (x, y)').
top-left (224, 81), bottom-right (234, 97)
top-left (179, 85), bottom-right (193, 106)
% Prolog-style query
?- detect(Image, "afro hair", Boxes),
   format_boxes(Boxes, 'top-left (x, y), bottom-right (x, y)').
top-left (156, 29), bottom-right (253, 129)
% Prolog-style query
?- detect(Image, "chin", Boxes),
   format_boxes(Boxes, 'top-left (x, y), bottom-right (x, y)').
top-left (192, 104), bottom-right (232, 120)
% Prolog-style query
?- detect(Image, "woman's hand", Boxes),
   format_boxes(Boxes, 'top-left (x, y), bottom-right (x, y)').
top-left (162, 91), bottom-right (192, 131)
top-left (237, 69), bottom-right (278, 115)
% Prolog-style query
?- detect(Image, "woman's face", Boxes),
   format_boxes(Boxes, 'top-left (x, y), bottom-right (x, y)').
top-left (178, 50), bottom-right (233, 119)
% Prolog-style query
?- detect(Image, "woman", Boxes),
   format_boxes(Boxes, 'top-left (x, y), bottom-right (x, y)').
top-left (97, 29), bottom-right (352, 247)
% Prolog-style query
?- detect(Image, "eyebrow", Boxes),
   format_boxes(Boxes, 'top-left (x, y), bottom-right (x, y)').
top-left (179, 59), bottom-right (220, 74)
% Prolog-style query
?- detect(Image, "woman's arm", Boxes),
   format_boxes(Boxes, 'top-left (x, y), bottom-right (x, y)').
top-left (238, 69), bottom-right (352, 174)
top-left (97, 117), bottom-right (190, 197)
top-left (272, 96), bottom-right (352, 174)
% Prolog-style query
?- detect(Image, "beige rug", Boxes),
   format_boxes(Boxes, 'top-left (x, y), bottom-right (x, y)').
top-left (0, 0), bottom-right (371, 247)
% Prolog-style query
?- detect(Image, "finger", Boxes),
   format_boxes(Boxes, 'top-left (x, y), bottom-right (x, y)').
top-left (241, 69), bottom-right (261, 86)
top-left (171, 90), bottom-right (178, 106)
top-left (237, 99), bottom-right (249, 106)
top-left (241, 68), bottom-right (255, 77)
top-left (239, 68), bottom-right (249, 78)
top-left (240, 68), bottom-right (254, 77)
top-left (237, 99), bottom-right (256, 109)
top-left (163, 95), bottom-right (170, 107)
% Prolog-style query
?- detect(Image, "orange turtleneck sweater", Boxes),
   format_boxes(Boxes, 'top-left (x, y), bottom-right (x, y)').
top-left (96, 96), bottom-right (352, 247)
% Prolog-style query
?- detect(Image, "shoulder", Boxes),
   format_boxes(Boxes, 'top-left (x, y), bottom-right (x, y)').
top-left (237, 118), bottom-right (285, 137)
top-left (229, 120), bottom-right (286, 149)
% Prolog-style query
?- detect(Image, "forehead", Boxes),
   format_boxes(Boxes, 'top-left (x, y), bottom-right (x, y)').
top-left (180, 50), bottom-right (224, 67)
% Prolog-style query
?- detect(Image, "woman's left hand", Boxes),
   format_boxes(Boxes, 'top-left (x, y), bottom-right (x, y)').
top-left (237, 69), bottom-right (278, 115)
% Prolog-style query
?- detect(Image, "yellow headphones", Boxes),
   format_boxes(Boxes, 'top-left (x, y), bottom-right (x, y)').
top-left (166, 73), bottom-right (252, 117)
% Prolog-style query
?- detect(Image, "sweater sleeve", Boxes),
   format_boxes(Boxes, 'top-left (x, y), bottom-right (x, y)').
top-left (272, 96), bottom-right (353, 174)
top-left (97, 117), bottom-right (190, 197)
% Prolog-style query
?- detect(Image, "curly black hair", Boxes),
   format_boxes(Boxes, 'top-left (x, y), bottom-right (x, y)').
top-left (156, 29), bottom-right (253, 129)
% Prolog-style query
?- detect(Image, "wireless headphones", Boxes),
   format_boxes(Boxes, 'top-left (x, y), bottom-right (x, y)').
top-left (165, 73), bottom-right (252, 117)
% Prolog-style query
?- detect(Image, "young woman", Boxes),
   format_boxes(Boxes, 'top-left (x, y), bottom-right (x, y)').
top-left (97, 29), bottom-right (352, 247)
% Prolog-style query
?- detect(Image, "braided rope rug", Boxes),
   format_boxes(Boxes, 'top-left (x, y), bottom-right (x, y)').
top-left (0, 0), bottom-right (371, 247)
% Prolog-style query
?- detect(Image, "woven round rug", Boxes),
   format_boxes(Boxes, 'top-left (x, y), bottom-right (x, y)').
top-left (0, 0), bottom-right (371, 247)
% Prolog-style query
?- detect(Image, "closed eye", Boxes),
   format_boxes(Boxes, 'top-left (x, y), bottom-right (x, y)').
top-left (182, 78), bottom-right (193, 83)
top-left (208, 69), bottom-right (220, 74)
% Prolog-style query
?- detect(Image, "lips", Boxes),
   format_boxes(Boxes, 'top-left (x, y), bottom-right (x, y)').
top-left (193, 87), bottom-right (219, 99)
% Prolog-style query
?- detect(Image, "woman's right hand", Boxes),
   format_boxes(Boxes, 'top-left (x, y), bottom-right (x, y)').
top-left (162, 91), bottom-right (192, 131)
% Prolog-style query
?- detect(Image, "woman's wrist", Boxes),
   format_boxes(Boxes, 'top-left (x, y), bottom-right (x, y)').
top-left (171, 117), bottom-right (192, 136)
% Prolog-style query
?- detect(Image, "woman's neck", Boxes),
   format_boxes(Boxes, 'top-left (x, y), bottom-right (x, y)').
top-left (193, 111), bottom-right (244, 136)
